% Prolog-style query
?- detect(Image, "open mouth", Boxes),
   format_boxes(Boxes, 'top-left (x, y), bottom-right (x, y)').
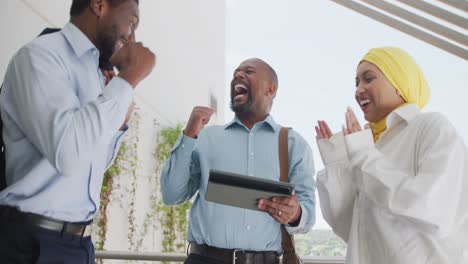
top-left (359, 98), bottom-right (371, 111)
top-left (233, 83), bottom-right (249, 102)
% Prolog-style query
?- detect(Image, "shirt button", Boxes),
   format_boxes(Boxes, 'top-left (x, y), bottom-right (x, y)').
top-left (246, 225), bottom-right (251, 230)
top-left (250, 152), bottom-right (254, 156)
top-left (249, 173), bottom-right (253, 176)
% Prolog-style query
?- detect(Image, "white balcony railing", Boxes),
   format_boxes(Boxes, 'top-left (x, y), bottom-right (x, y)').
top-left (95, 250), bottom-right (345, 264)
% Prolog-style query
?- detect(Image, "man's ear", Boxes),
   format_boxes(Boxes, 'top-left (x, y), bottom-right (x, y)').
top-left (90, 0), bottom-right (106, 17)
top-left (266, 81), bottom-right (277, 99)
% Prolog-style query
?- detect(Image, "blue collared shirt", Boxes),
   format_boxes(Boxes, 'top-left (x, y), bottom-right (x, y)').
top-left (160, 115), bottom-right (316, 252)
top-left (0, 23), bottom-right (133, 222)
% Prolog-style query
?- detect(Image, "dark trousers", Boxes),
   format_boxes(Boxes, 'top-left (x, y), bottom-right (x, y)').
top-left (185, 253), bottom-right (281, 264)
top-left (0, 215), bottom-right (95, 264)
top-left (185, 253), bottom-right (228, 264)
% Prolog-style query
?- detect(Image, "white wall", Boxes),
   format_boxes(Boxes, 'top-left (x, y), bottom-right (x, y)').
top-left (0, 0), bottom-right (71, 77)
top-left (0, 0), bottom-right (225, 125)
top-left (136, 0), bottom-right (226, 125)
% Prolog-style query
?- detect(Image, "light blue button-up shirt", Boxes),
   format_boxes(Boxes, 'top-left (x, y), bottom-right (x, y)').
top-left (0, 23), bottom-right (133, 222)
top-left (161, 115), bottom-right (316, 252)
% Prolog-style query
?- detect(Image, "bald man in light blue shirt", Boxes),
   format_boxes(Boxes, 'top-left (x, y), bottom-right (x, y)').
top-left (161, 58), bottom-right (316, 264)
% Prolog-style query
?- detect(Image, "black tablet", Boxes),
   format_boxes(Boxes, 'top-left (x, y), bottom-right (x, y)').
top-left (205, 169), bottom-right (294, 211)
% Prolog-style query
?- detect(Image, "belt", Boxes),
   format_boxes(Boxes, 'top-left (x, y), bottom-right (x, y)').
top-left (0, 205), bottom-right (92, 237)
top-left (188, 243), bottom-right (279, 264)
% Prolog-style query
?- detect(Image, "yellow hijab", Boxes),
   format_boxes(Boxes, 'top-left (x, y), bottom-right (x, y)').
top-left (361, 47), bottom-right (431, 141)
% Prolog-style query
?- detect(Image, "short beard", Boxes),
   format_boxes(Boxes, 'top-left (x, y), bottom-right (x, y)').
top-left (230, 94), bottom-right (253, 113)
top-left (97, 24), bottom-right (119, 67)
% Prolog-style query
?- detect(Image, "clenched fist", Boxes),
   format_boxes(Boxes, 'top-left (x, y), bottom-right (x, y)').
top-left (110, 42), bottom-right (156, 88)
top-left (184, 106), bottom-right (215, 138)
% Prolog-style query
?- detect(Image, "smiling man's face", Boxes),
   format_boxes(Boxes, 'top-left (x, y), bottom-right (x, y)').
top-left (96, 0), bottom-right (139, 65)
top-left (230, 59), bottom-right (277, 116)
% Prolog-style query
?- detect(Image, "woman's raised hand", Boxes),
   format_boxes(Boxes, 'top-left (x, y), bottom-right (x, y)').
top-left (315, 120), bottom-right (333, 140)
top-left (343, 107), bottom-right (363, 135)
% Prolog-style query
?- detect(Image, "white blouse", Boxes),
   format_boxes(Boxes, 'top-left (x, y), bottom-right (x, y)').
top-left (317, 104), bottom-right (468, 264)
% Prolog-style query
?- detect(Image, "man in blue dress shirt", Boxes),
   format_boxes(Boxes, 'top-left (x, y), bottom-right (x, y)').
top-left (0, 0), bottom-right (155, 263)
top-left (161, 58), bottom-right (316, 264)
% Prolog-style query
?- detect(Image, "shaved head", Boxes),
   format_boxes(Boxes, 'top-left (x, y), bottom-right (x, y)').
top-left (246, 58), bottom-right (278, 90)
top-left (230, 58), bottom-right (279, 120)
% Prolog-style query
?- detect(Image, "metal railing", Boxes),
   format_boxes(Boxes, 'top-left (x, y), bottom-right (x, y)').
top-left (95, 251), bottom-right (345, 264)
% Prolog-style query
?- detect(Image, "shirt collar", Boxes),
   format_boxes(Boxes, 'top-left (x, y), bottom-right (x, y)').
top-left (224, 115), bottom-right (279, 132)
top-left (61, 22), bottom-right (97, 58)
top-left (386, 103), bottom-right (420, 128)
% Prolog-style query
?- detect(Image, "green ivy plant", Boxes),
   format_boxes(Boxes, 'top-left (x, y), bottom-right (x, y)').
top-left (94, 117), bottom-right (192, 258)
top-left (94, 110), bottom-right (140, 256)
top-left (155, 124), bottom-right (192, 254)
top-left (95, 142), bottom-right (128, 252)
top-left (126, 114), bottom-right (140, 250)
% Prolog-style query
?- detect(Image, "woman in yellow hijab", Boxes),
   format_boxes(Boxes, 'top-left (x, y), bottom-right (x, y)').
top-left (315, 47), bottom-right (468, 264)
